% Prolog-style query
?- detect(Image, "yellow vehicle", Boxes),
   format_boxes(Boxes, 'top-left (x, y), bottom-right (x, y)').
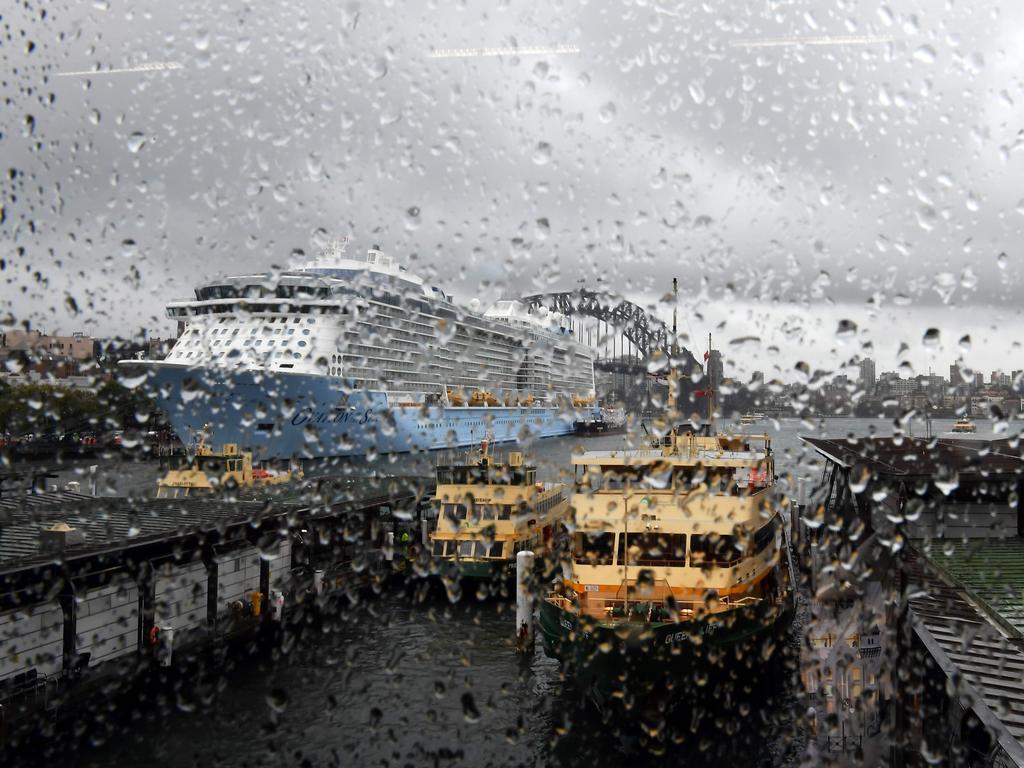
top-left (430, 440), bottom-right (570, 581)
top-left (156, 440), bottom-right (299, 498)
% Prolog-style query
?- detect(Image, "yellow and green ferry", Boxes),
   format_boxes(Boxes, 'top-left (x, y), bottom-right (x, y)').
top-left (430, 440), bottom-right (570, 580)
top-left (538, 330), bottom-right (796, 715)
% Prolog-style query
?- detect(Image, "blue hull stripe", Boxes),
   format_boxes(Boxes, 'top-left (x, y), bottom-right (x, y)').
top-left (135, 364), bottom-right (591, 459)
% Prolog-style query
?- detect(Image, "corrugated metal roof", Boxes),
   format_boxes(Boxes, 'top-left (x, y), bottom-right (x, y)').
top-left (906, 548), bottom-right (1024, 764)
top-left (924, 539), bottom-right (1024, 636)
top-left (801, 436), bottom-right (1024, 478)
top-left (0, 492), bottom-right (279, 570)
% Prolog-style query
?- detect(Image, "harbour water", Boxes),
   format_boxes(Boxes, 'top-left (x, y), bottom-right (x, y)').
top-left (52, 416), bottom-right (1019, 766)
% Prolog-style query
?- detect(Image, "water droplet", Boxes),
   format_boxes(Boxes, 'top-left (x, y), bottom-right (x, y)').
top-left (958, 334), bottom-right (971, 352)
top-left (922, 328), bottom-right (940, 348)
top-left (461, 692), bottom-right (481, 723)
top-left (913, 45), bottom-right (936, 64)
top-left (532, 142), bottom-right (552, 165)
top-left (404, 206), bottom-right (421, 231)
top-left (194, 30), bottom-right (210, 52)
top-left (306, 153), bottom-right (322, 179)
top-left (598, 102), bottom-right (616, 123)
top-left (836, 319), bottom-right (857, 339)
top-left (997, 252), bottom-right (1008, 270)
top-left (88, 109), bottom-right (101, 125)
top-left (121, 239), bottom-right (137, 259)
top-left (126, 132), bottom-right (146, 153)
top-left (688, 80), bottom-right (706, 105)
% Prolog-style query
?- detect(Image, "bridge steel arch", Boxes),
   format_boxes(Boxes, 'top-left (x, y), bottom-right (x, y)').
top-left (520, 290), bottom-right (698, 369)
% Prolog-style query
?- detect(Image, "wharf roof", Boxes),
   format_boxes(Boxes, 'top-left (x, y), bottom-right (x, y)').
top-left (0, 478), bottom-right (429, 575)
top-left (906, 546), bottom-right (1024, 765)
top-left (801, 436), bottom-right (1024, 479)
top-left (920, 538), bottom-right (1024, 638)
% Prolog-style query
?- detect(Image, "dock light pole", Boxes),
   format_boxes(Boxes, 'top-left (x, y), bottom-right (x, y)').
top-left (515, 550), bottom-right (535, 653)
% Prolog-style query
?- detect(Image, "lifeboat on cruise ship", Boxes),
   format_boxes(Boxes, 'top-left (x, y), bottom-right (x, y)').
top-left (572, 394), bottom-right (596, 407)
top-left (447, 389), bottom-right (465, 406)
top-left (520, 394), bottom-right (535, 407)
top-left (470, 390), bottom-right (500, 407)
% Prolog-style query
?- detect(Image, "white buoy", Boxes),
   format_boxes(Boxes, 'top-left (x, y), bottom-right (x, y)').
top-left (312, 569), bottom-right (325, 595)
top-left (516, 550), bottom-right (535, 654)
top-left (270, 590), bottom-right (285, 622)
top-left (157, 626), bottom-right (175, 667)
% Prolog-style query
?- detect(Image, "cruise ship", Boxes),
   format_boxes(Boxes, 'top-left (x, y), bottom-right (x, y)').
top-left (121, 242), bottom-right (598, 459)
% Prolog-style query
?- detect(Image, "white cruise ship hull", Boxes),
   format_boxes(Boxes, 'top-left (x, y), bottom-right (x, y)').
top-left (132, 362), bottom-right (584, 459)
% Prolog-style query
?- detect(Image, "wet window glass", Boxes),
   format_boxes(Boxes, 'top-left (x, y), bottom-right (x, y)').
top-left (6, 0), bottom-right (1024, 765)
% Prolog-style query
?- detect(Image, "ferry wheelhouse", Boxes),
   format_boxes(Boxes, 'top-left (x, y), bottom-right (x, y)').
top-left (537, 425), bottom-right (796, 707)
top-left (430, 441), bottom-right (570, 582)
top-left (951, 416), bottom-right (977, 434)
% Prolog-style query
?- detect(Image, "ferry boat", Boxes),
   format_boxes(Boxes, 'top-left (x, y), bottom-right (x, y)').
top-left (430, 440), bottom-right (570, 581)
top-left (155, 431), bottom-right (300, 498)
top-left (738, 411), bottom-right (758, 426)
top-left (951, 416), bottom-right (977, 433)
top-left (121, 240), bottom-right (598, 459)
top-left (537, 333), bottom-right (796, 712)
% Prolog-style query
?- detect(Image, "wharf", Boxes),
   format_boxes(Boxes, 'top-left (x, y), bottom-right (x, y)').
top-left (0, 474), bottom-right (435, 746)
top-left (801, 434), bottom-right (1024, 768)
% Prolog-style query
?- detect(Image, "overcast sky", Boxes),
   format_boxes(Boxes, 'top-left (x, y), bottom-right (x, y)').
top-left (3, 0), bottom-right (1024, 380)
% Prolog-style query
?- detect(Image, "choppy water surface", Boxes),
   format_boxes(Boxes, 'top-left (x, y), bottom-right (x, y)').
top-left (75, 416), bottom-right (1014, 766)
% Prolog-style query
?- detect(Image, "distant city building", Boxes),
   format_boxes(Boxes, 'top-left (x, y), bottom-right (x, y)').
top-left (707, 349), bottom-right (724, 389)
top-left (949, 363), bottom-right (961, 387)
top-left (974, 373), bottom-right (985, 389)
top-left (859, 358), bottom-right (876, 391)
top-left (1, 329), bottom-right (95, 361)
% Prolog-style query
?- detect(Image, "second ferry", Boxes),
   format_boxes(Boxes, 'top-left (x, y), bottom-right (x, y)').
top-left (121, 239), bottom-right (598, 459)
top-left (429, 439), bottom-right (571, 584)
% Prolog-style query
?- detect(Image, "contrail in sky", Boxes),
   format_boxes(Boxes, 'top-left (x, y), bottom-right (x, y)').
top-left (56, 62), bottom-right (184, 77)
top-left (429, 44), bottom-right (579, 59)
top-left (729, 35), bottom-right (893, 49)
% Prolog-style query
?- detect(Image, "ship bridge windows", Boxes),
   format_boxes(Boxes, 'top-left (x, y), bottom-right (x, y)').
top-left (753, 516), bottom-right (779, 555)
top-left (617, 533), bottom-right (687, 567)
top-left (690, 533), bottom-right (743, 568)
top-left (574, 531), bottom-right (614, 566)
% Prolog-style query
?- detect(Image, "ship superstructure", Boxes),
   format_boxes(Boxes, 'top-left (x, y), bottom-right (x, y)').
top-left (122, 243), bottom-right (597, 458)
top-left (429, 440), bottom-right (570, 582)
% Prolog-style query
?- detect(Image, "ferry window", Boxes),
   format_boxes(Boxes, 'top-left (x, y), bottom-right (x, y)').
top-left (618, 533), bottom-right (687, 567)
top-left (753, 518), bottom-right (779, 554)
top-left (498, 505), bottom-right (512, 520)
top-left (489, 542), bottom-right (504, 558)
top-left (574, 532), bottom-right (614, 566)
top-left (690, 534), bottom-right (742, 568)
top-left (432, 540), bottom-right (444, 557)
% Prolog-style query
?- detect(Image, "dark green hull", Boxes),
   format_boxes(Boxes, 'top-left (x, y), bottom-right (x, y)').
top-left (537, 592), bottom-right (795, 710)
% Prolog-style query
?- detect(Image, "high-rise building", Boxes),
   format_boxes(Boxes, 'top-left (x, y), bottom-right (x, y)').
top-left (949, 363), bottom-right (961, 386)
top-left (707, 350), bottom-right (724, 389)
top-left (974, 373), bottom-right (985, 389)
top-left (859, 358), bottom-right (876, 391)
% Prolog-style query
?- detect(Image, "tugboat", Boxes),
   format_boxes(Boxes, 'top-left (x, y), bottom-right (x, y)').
top-left (951, 416), bottom-right (977, 433)
top-left (574, 406), bottom-right (627, 436)
top-left (156, 429), bottom-right (300, 498)
top-left (429, 439), bottom-right (571, 584)
top-left (537, 314), bottom-right (796, 728)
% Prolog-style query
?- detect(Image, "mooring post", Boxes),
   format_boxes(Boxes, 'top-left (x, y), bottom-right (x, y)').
top-left (515, 550), bottom-right (535, 654)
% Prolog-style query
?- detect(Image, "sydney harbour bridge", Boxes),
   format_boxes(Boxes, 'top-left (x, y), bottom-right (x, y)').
top-left (520, 289), bottom-right (702, 406)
